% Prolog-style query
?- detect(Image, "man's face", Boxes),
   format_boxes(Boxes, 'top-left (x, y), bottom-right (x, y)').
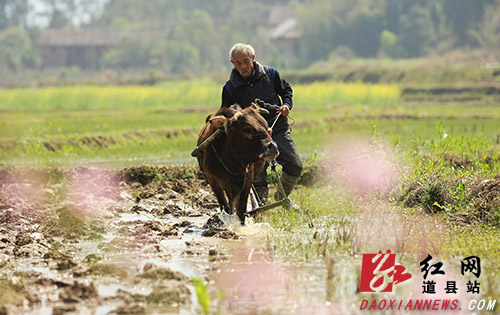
top-left (231, 51), bottom-right (255, 79)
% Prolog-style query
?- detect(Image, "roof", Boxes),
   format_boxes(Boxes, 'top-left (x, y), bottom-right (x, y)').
top-left (38, 29), bottom-right (123, 47)
top-left (270, 18), bottom-right (301, 40)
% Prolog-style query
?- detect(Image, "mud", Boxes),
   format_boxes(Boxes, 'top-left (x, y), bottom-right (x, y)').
top-left (0, 165), bottom-right (239, 314)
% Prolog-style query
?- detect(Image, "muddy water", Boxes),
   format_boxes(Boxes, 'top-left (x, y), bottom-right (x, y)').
top-left (0, 166), bottom-right (338, 314)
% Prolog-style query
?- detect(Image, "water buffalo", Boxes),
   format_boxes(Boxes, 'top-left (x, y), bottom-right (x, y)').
top-left (196, 104), bottom-right (279, 224)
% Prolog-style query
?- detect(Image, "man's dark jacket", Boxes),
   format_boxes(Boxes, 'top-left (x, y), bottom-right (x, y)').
top-left (221, 62), bottom-right (292, 133)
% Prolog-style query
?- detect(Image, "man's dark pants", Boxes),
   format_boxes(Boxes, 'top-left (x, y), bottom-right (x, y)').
top-left (253, 129), bottom-right (302, 200)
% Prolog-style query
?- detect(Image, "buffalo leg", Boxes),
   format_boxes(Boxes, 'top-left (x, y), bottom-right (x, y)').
top-left (228, 195), bottom-right (234, 215)
top-left (236, 189), bottom-right (250, 224)
top-left (211, 184), bottom-right (230, 214)
top-left (236, 179), bottom-right (253, 224)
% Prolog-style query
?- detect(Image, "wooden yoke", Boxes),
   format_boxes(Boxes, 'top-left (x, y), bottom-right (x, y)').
top-left (190, 128), bottom-right (224, 157)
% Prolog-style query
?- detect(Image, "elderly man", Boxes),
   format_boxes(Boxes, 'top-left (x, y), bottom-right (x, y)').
top-left (221, 43), bottom-right (302, 204)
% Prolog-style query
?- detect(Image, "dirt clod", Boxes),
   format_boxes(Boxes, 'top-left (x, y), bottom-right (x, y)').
top-left (52, 305), bottom-right (77, 315)
top-left (202, 214), bottom-right (225, 229)
top-left (145, 281), bottom-right (190, 305)
top-left (57, 258), bottom-right (77, 270)
top-left (139, 265), bottom-right (186, 282)
top-left (110, 303), bottom-right (146, 314)
top-left (59, 282), bottom-right (98, 302)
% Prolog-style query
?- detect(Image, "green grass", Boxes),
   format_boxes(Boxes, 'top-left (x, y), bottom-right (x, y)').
top-left (2, 79), bottom-right (500, 166)
top-left (0, 80), bottom-right (399, 165)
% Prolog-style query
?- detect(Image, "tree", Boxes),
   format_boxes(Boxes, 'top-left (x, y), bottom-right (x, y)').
top-left (470, 0), bottom-right (500, 50)
top-left (92, 0), bottom-right (183, 28)
top-left (443, 0), bottom-right (494, 47)
top-left (379, 29), bottom-right (400, 58)
top-left (174, 9), bottom-right (221, 73)
top-left (0, 0), bottom-right (30, 30)
top-left (36, 0), bottom-right (105, 29)
top-left (0, 26), bottom-right (36, 72)
top-left (47, 8), bottom-right (69, 29)
top-left (347, 8), bottom-right (385, 57)
top-left (397, 5), bottom-right (435, 58)
top-left (296, 0), bottom-right (353, 62)
top-left (100, 36), bottom-right (152, 70)
top-left (165, 40), bottom-right (200, 74)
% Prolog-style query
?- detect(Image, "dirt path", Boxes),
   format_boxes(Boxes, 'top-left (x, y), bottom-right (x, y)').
top-left (0, 165), bottom-right (245, 314)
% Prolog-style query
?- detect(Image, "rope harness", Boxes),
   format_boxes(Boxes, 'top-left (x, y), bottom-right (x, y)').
top-left (253, 98), bottom-right (294, 136)
top-left (209, 142), bottom-right (247, 177)
top-left (268, 112), bottom-right (281, 136)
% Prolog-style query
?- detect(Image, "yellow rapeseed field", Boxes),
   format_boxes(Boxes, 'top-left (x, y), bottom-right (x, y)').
top-left (0, 80), bottom-right (400, 111)
top-left (294, 82), bottom-right (400, 107)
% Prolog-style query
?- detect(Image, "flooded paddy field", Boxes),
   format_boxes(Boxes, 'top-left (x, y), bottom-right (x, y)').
top-left (0, 165), bottom-right (339, 314)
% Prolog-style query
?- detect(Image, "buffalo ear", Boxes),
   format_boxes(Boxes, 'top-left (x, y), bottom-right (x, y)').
top-left (205, 113), bottom-right (215, 123)
top-left (209, 115), bottom-right (227, 129)
top-left (250, 103), bottom-right (269, 115)
top-left (258, 108), bottom-right (269, 115)
top-left (230, 103), bottom-right (242, 111)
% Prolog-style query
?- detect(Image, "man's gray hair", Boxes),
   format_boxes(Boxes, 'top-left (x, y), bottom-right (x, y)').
top-left (229, 43), bottom-right (255, 61)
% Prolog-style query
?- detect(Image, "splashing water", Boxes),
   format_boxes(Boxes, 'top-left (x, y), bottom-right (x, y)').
top-left (218, 211), bottom-right (273, 236)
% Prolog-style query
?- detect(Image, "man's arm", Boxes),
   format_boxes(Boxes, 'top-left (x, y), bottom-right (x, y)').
top-left (221, 82), bottom-right (234, 108)
top-left (271, 68), bottom-right (293, 110)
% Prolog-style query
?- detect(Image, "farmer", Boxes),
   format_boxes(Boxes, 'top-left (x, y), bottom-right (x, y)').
top-left (221, 43), bottom-right (302, 204)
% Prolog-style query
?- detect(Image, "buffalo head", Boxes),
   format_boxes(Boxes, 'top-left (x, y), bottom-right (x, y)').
top-left (209, 104), bottom-right (279, 163)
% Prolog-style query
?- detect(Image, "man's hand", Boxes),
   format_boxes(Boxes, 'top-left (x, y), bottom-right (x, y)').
top-left (278, 105), bottom-right (290, 117)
